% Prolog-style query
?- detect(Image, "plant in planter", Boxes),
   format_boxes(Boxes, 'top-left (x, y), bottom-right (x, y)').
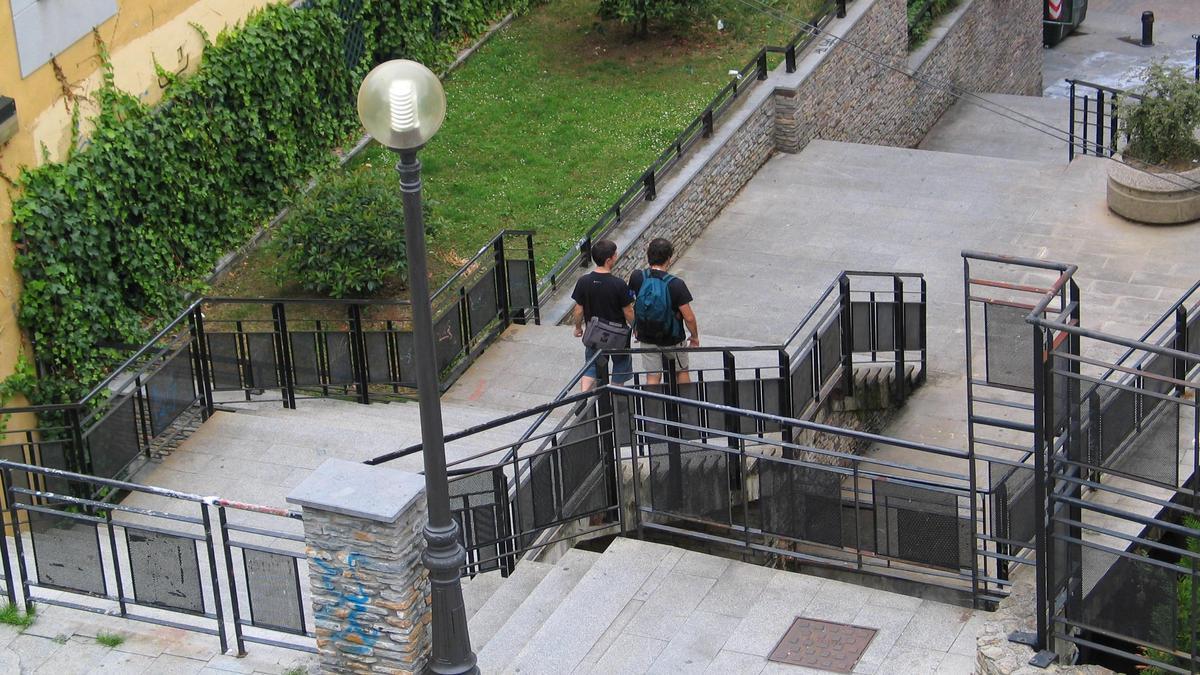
top-left (1107, 61), bottom-right (1200, 224)
top-left (268, 168), bottom-right (409, 298)
top-left (1118, 61), bottom-right (1200, 168)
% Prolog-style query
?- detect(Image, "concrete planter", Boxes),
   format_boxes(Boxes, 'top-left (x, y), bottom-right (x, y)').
top-left (1106, 160), bottom-right (1200, 225)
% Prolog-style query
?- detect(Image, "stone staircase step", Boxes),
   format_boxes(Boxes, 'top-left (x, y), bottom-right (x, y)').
top-left (504, 538), bottom-right (682, 674)
top-left (462, 571), bottom-right (507, 623)
top-left (476, 549), bottom-right (601, 673)
top-left (468, 560), bottom-right (555, 651)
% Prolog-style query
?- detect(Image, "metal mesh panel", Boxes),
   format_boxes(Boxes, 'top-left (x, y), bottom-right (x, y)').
top-left (507, 260), bottom-right (534, 310)
top-left (1099, 386), bottom-right (1137, 464)
top-left (874, 482), bottom-right (965, 570)
top-left (1190, 310), bottom-right (1200, 356)
top-left (851, 302), bottom-right (872, 352)
top-left (842, 502), bottom-right (875, 552)
top-left (452, 469), bottom-right (507, 573)
top-left (648, 439), bottom-right (730, 524)
top-left (364, 332), bottom-right (391, 384)
top-left (519, 450), bottom-right (557, 538)
top-left (761, 378), bottom-right (783, 424)
top-left (992, 464), bottom-right (1036, 545)
top-left (676, 383), bottom-right (703, 441)
top-left (875, 302), bottom-right (896, 352)
top-left (325, 332), bottom-right (355, 385)
top-left (737, 379), bottom-right (758, 435)
top-left (555, 405), bottom-right (609, 519)
top-left (791, 350), bottom-right (814, 417)
top-left (207, 333), bottom-right (242, 390)
top-left (467, 272), bottom-right (500, 340)
top-left (1081, 547), bottom-right (1176, 648)
top-left (614, 396), bottom-right (632, 446)
top-left (394, 332), bottom-right (415, 383)
top-left (817, 316), bottom-right (842, 386)
top-left (984, 303), bottom-right (1034, 390)
top-left (337, 0), bottom-right (365, 68)
top-left (1110, 401), bottom-right (1178, 487)
top-left (1141, 353), bottom-right (1176, 397)
top-left (904, 302), bottom-right (922, 351)
top-left (245, 333), bottom-right (278, 389)
top-left (86, 396), bottom-right (140, 480)
top-left (760, 460), bottom-right (842, 547)
top-left (244, 548), bottom-right (304, 633)
top-left (289, 332), bottom-right (322, 386)
top-left (35, 440), bottom-right (73, 497)
top-left (126, 527), bottom-right (204, 614)
top-left (29, 510), bottom-right (105, 595)
top-left (146, 346), bottom-right (197, 437)
top-left (434, 305), bottom-right (464, 373)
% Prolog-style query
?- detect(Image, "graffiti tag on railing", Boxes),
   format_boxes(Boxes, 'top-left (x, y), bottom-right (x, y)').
top-left (314, 553), bottom-right (379, 654)
top-left (815, 36), bottom-right (836, 55)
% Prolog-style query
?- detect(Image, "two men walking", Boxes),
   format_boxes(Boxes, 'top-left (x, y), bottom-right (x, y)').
top-left (571, 237), bottom-right (699, 391)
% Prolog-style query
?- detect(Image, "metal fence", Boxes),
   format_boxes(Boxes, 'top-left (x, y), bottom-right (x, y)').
top-left (369, 271), bottom-right (937, 586)
top-left (0, 460), bottom-right (313, 655)
top-left (0, 230), bottom-right (538, 485)
top-left (1066, 79), bottom-right (1138, 161)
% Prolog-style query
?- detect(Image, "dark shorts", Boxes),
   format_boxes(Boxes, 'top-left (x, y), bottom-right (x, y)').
top-left (583, 346), bottom-right (632, 384)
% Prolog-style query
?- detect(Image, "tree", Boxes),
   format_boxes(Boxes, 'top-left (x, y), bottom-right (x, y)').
top-left (598, 0), bottom-right (710, 36)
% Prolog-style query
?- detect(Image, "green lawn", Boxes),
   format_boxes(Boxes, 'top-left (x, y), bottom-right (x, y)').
top-left (212, 0), bottom-right (821, 316)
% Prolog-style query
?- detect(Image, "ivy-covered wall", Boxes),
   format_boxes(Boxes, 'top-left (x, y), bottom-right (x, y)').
top-left (8, 0), bottom-right (527, 403)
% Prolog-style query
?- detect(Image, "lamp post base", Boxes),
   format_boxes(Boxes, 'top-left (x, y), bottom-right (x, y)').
top-left (423, 522), bottom-right (478, 674)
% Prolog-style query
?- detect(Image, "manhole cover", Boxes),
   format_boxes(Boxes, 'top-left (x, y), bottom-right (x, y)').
top-left (767, 617), bottom-right (877, 673)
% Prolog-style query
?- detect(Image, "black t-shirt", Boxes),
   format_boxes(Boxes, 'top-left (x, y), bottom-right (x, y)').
top-left (628, 269), bottom-right (693, 309)
top-left (571, 271), bottom-right (634, 325)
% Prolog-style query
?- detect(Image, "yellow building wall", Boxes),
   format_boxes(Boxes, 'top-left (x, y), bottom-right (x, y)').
top-left (0, 0), bottom-right (279, 415)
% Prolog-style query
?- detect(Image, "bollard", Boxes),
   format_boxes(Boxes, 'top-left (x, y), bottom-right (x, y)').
top-left (1141, 11), bottom-right (1154, 47)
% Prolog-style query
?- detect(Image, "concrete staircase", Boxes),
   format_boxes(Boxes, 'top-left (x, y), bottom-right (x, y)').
top-left (457, 537), bottom-right (983, 674)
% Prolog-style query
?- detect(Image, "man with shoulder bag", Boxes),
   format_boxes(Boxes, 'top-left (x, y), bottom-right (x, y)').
top-left (571, 239), bottom-right (634, 391)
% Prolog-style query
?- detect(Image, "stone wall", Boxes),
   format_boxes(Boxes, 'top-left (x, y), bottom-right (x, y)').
top-left (600, 0), bottom-right (1041, 286)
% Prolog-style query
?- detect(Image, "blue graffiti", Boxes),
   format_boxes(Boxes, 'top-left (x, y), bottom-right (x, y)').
top-left (314, 553), bottom-right (380, 653)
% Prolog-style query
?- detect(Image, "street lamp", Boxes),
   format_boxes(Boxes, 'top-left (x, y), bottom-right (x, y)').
top-left (357, 60), bottom-right (477, 675)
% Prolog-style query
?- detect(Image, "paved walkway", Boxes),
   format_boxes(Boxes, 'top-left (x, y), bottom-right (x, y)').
top-left (1043, 0), bottom-right (1200, 97)
top-left (0, 601), bottom-right (316, 674)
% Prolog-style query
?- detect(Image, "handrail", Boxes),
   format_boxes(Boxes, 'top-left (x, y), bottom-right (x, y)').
top-left (1065, 78), bottom-right (1139, 100)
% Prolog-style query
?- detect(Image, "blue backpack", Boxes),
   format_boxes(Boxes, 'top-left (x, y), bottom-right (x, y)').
top-left (635, 270), bottom-right (685, 345)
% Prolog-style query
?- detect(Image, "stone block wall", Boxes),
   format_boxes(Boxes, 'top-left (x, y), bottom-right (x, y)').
top-left (600, 0), bottom-right (1041, 285)
top-left (611, 96), bottom-right (777, 280)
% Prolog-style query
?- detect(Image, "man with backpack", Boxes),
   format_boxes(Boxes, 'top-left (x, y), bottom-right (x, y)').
top-left (629, 238), bottom-right (700, 385)
top-left (571, 239), bottom-right (635, 391)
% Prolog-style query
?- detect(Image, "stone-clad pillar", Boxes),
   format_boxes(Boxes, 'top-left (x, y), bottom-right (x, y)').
top-left (287, 458), bottom-right (432, 673)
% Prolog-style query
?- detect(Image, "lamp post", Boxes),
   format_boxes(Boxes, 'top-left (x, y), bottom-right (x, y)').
top-left (356, 60), bottom-right (477, 675)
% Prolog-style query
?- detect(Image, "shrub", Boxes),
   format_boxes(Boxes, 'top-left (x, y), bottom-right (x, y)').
top-left (597, 0), bottom-right (712, 36)
top-left (1119, 62), bottom-right (1200, 166)
top-left (269, 169), bottom-right (409, 298)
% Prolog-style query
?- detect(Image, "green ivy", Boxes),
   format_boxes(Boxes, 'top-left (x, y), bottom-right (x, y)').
top-left (9, 0), bottom-right (529, 404)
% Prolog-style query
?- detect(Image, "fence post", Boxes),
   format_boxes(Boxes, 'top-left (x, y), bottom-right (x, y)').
top-left (1031, 328), bottom-right (1053, 657)
top-left (1175, 307), bottom-right (1189, 386)
top-left (785, 45), bottom-right (796, 73)
top-left (643, 171), bottom-right (657, 201)
top-left (1194, 34), bottom-right (1199, 81)
top-left (702, 108), bottom-right (714, 138)
top-left (722, 351), bottom-right (742, 489)
top-left (1081, 95), bottom-right (1090, 156)
top-left (595, 359), bottom-right (620, 524)
top-left (349, 305), bottom-right (371, 405)
top-left (190, 306), bottom-right (215, 420)
top-left (526, 233), bottom-right (541, 326)
top-left (838, 275), bottom-right (854, 398)
top-left (215, 506), bottom-right (247, 656)
top-left (273, 303), bottom-right (297, 409)
top-left (0, 468), bottom-right (15, 606)
top-left (756, 51), bottom-right (768, 81)
top-left (1068, 81), bottom-right (1077, 162)
top-left (837, 0), bottom-right (847, 18)
top-left (493, 237), bottom-right (511, 326)
top-left (893, 276), bottom-right (907, 403)
top-left (778, 350), bottom-right (793, 458)
top-left (288, 459), bottom-right (433, 674)
top-left (1096, 90), bottom-right (1106, 157)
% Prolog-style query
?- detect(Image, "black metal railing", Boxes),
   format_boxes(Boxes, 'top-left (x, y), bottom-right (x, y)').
top-left (1029, 285), bottom-right (1200, 671)
top-left (370, 271), bottom-right (947, 589)
top-left (0, 230), bottom-right (538, 485)
top-left (534, 0), bottom-right (852, 304)
top-left (0, 460), bottom-right (312, 655)
top-left (1067, 79), bottom-right (1139, 161)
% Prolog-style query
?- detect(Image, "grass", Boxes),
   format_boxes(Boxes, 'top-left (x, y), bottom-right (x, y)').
top-left (208, 0), bottom-right (821, 318)
top-left (0, 603), bottom-right (35, 629)
top-left (282, 668), bottom-right (308, 675)
top-left (96, 631), bottom-right (125, 648)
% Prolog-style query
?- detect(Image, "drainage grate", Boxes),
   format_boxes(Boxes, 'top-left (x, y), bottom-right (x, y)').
top-left (767, 617), bottom-right (877, 673)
